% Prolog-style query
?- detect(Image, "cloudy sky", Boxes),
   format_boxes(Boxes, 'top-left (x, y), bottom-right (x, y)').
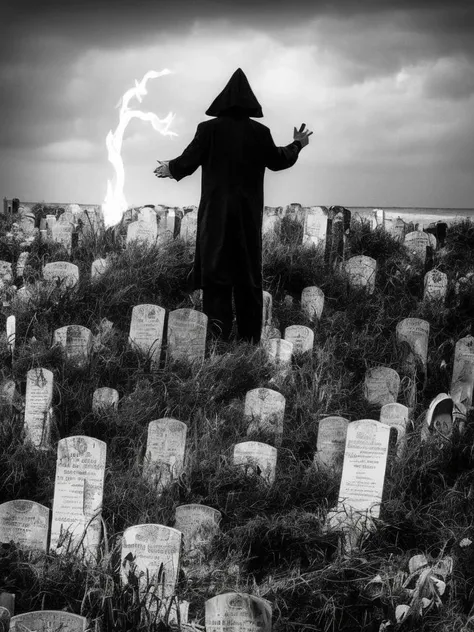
top-left (1, 0), bottom-right (474, 211)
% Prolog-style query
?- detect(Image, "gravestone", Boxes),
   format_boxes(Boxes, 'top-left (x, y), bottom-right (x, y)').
top-left (79, 207), bottom-right (104, 237)
top-left (6, 315), bottom-right (15, 353)
top-left (51, 222), bottom-right (73, 253)
top-left (364, 367), bottom-right (400, 407)
top-left (92, 387), bottom-right (119, 413)
top-left (314, 416), bottom-right (350, 469)
top-left (0, 261), bottom-right (12, 283)
top-left (245, 388), bottom-right (285, 445)
top-left (345, 256), bottom-right (377, 294)
top-left (0, 500), bottom-right (49, 551)
top-left (379, 403), bottom-right (409, 457)
top-left (261, 325), bottom-right (281, 342)
top-left (325, 206), bottom-right (351, 266)
top-left (46, 214), bottom-right (57, 237)
top-left (284, 325), bottom-right (314, 354)
top-left (303, 206), bottom-right (328, 247)
top-left (372, 208), bottom-right (385, 229)
top-left (129, 304), bottom-right (166, 368)
top-left (263, 339), bottom-right (293, 381)
top-left (424, 393), bottom-right (454, 440)
top-left (426, 233), bottom-right (437, 250)
top-left (423, 270), bottom-right (448, 303)
top-left (391, 217), bottom-right (407, 241)
top-left (262, 206), bottom-right (283, 234)
top-left (156, 207), bottom-right (176, 238)
top-left (0, 378), bottom-right (17, 408)
top-left (335, 419), bottom-right (390, 518)
top-left (24, 368), bottom-right (54, 449)
top-left (53, 325), bottom-right (93, 369)
top-left (180, 208), bottom-right (198, 243)
top-left (144, 419), bottom-right (187, 490)
top-left (167, 308), bottom-right (208, 365)
top-left (404, 231), bottom-right (431, 264)
top-left (174, 504), bottom-right (222, 553)
top-left (43, 262), bottom-right (79, 289)
top-left (10, 612), bottom-right (87, 632)
top-left (126, 220), bottom-right (157, 246)
top-left (205, 593), bottom-right (272, 632)
top-left (301, 286), bottom-right (325, 322)
top-left (50, 436), bottom-right (106, 559)
top-left (91, 257), bottom-right (109, 280)
top-left (396, 318), bottom-right (430, 373)
top-left (121, 524), bottom-right (182, 599)
top-left (262, 291), bottom-right (273, 328)
top-left (233, 441), bottom-right (277, 485)
top-left (451, 336), bottom-right (474, 408)
top-left (16, 251), bottom-right (29, 278)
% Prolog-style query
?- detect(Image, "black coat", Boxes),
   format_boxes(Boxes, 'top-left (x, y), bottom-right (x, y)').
top-left (168, 68), bottom-right (301, 289)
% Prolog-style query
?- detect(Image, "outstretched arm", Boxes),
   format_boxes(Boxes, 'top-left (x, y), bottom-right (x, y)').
top-left (165, 122), bottom-right (207, 182)
top-left (265, 123), bottom-right (312, 172)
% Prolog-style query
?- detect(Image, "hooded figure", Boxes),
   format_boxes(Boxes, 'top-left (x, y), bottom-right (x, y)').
top-left (156, 68), bottom-right (312, 343)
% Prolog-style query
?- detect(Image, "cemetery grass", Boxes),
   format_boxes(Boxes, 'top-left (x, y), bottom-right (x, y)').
top-left (1, 212), bottom-right (474, 631)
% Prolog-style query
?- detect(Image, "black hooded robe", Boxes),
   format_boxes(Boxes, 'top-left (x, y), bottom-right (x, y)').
top-left (168, 68), bottom-right (302, 292)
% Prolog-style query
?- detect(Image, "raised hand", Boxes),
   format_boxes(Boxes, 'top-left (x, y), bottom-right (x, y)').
top-left (293, 123), bottom-right (313, 148)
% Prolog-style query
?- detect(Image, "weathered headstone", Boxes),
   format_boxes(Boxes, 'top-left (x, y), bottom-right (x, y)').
top-left (121, 524), bottom-right (182, 599)
top-left (179, 207), bottom-right (198, 243)
top-left (404, 231), bottom-right (431, 264)
top-left (303, 206), bottom-right (328, 247)
top-left (53, 325), bottom-right (93, 369)
top-left (144, 419), bottom-right (187, 489)
top-left (263, 339), bottom-right (293, 382)
top-left (156, 207), bottom-right (176, 238)
top-left (301, 286), bottom-right (325, 322)
top-left (426, 232), bottom-right (437, 250)
top-left (129, 304), bottom-right (165, 368)
top-left (0, 378), bottom-right (17, 408)
top-left (50, 436), bottom-right (106, 559)
top-left (391, 217), bottom-right (407, 241)
top-left (90, 257), bottom-right (109, 280)
top-left (379, 403), bottom-right (409, 457)
top-left (345, 255), bottom-right (377, 294)
top-left (205, 593), bottom-right (272, 632)
top-left (0, 261), bottom-right (13, 283)
top-left (16, 251), bottom-right (29, 279)
top-left (46, 214), bottom-right (57, 237)
top-left (233, 441), bottom-right (277, 484)
top-left (0, 500), bottom-right (49, 551)
top-left (174, 504), bottom-right (222, 553)
top-left (6, 315), bottom-right (15, 353)
top-left (451, 336), bottom-right (474, 408)
top-left (261, 325), bottom-right (281, 342)
top-left (262, 206), bottom-right (283, 235)
top-left (372, 208), bottom-right (385, 229)
top-left (92, 387), bottom-right (119, 414)
top-left (167, 308), bottom-right (208, 365)
top-left (10, 611), bottom-right (87, 632)
top-left (245, 388), bottom-right (285, 445)
top-left (364, 367), bottom-right (400, 407)
top-left (423, 270), bottom-right (448, 303)
top-left (284, 325), bottom-right (314, 354)
top-left (51, 221), bottom-right (73, 252)
top-left (396, 318), bottom-right (430, 373)
top-left (314, 416), bottom-right (350, 469)
top-left (24, 368), bottom-right (53, 449)
top-left (262, 291), bottom-right (273, 328)
top-left (126, 220), bottom-right (157, 246)
top-left (424, 393), bottom-right (454, 440)
top-left (43, 261), bottom-right (79, 289)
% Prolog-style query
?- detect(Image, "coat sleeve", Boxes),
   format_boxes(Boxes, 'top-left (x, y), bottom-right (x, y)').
top-left (263, 127), bottom-right (302, 172)
top-left (168, 122), bottom-right (207, 181)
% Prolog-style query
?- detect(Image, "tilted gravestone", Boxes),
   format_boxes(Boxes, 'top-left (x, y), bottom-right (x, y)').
top-left (24, 368), bottom-right (54, 449)
top-left (423, 393), bottom-right (455, 441)
top-left (404, 231), bottom-right (431, 264)
top-left (92, 387), bottom-right (119, 414)
top-left (284, 325), bottom-right (314, 354)
top-left (53, 325), bottom-right (93, 369)
top-left (43, 261), bottom-right (79, 289)
top-left (121, 524), bottom-right (182, 600)
top-left (0, 500), bottom-right (49, 551)
top-left (327, 419), bottom-right (390, 550)
top-left (50, 436), bottom-right (106, 560)
top-left (143, 419), bottom-right (187, 490)
top-left (174, 504), bottom-right (222, 554)
top-left (245, 388), bottom-right (286, 445)
top-left (10, 611), bottom-right (87, 632)
top-left (167, 308), bottom-right (208, 365)
top-left (396, 318), bottom-right (430, 373)
top-left (205, 593), bottom-right (272, 632)
top-left (301, 286), bottom-right (325, 322)
top-left (451, 336), bottom-right (474, 409)
top-left (380, 403), bottom-right (410, 458)
top-left (364, 367), bottom-right (400, 407)
top-left (129, 304), bottom-right (166, 368)
top-left (314, 416), bottom-right (350, 469)
top-left (233, 441), bottom-right (277, 485)
top-left (345, 255), bottom-right (377, 294)
top-left (423, 270), bottom-right (448, 304)
top-left (302, 206), bottom-right (328, 248)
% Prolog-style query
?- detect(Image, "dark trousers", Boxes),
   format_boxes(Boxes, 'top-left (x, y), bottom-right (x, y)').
top-left (202, 285), bottom-right (263, 344)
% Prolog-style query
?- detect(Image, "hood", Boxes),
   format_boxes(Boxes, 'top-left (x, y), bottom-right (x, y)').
top-left (205, 68), bottom-right (263, 118)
